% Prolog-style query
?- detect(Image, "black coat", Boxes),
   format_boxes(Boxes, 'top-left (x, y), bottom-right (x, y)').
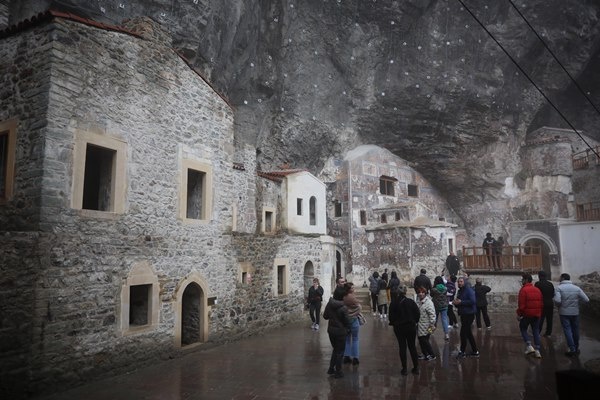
top-left (389, 295), bottom-right (420, 327)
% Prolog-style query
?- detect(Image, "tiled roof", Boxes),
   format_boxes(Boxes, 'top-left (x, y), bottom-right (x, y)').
top-left (257, 169), bottom-right (307, 182)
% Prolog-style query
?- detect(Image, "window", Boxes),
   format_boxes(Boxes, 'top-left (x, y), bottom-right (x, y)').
top-left (72, 130), bottom-right (127, 214)
top-left (448, 238), bottom-right (454, 253)
top-left (360, 210), bottom-right (367, 225)
top-left (334, 201), bottom-right (342, 217)
top-left (180, 159), bottom-right (213, 222)
top-left (262, 206), bottom-right (276, 233)
top-left (273, 258), bottom-right (289, 296)
top-left (408, 184), bottom-right (419, 197)
top-left (395, 211), bottom-right (401, 221)
top-left (119, 261), bottom-right (160, 335)
top-left (0, 119), bottom-right (17, 203)
top-left (239, 262), bottom-right (254, 284)
top-left (379, 176), bottom-right (396, 196)
top-left (309, 196), bottom-right (316, 226)
top-left (381, 214), bottom-right (387, 223)
top-left (297, 198), bottom-right (303, 215)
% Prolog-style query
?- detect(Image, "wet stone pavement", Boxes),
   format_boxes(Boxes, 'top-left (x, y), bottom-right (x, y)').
top-left (33, 311), bottom-right (600, 400)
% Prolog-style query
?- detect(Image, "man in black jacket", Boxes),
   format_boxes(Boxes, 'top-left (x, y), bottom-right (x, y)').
top-left (482, 233), bottom-right (497, 269)
top-left (413, 269), bottom-right (432, 294)
top-left (445, 251), bottom-right (460, 276)
top-left (535, 270), bottom-right (555, 337)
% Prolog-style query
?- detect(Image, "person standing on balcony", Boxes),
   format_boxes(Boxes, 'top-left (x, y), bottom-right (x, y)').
top-left (482, 233), bottom-right (497, 270)
top-left (494, 236), bottom-right (505, 270)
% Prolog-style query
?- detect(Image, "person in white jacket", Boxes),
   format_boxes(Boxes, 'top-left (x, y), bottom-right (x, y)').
top-left (416, 287), bottom-right (437, 361)
top-left (554, 273), bottom-right (589, 357)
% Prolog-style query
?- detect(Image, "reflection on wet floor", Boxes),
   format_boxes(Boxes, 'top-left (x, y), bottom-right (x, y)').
top-left (33, 311), bottom-right (600, 400)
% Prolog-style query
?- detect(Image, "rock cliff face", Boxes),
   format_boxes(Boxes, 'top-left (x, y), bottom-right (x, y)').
top-left (6, 0), bottom-right (600, 237)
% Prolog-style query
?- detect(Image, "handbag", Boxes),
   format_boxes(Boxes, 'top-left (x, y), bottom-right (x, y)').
top-left (357, 313), bottom-right (366, 326)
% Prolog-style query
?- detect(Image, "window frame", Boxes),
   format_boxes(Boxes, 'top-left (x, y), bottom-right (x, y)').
top-left (0, 119), bottom-right (17, 204)
top-left (273, 258), bottom-right (289, 296)
top-left (72, 130), bottom-right (127, 214)
top-left (179, 159), bottom-right (213, 223)
top-left (379, 175), bottom-right (396, 196)
top-left (262, 206), bottom-right (276, 234)
top-left (407, 184), bottom-right (419, 197)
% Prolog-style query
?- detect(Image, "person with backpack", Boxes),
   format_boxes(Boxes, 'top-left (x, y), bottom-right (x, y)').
top-left (378, 277), bottom-right (389, 319)
top-left (388, 271), bottom-right (401, 296)
top-left (431, 276), bottom-right (450, 341)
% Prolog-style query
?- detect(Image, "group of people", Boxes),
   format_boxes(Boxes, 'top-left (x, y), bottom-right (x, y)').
top-left (308, 265), bottom-right (590, 379)
top-left (517, 272), bottom-right (589, 358)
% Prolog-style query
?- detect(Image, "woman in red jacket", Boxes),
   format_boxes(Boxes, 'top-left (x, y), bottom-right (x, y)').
top-left (517, 273), bottom-right (543, 358)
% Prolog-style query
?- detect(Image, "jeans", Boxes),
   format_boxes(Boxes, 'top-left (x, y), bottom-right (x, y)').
top-left (476, 305), bottom-right (491, 328)
top-left (393, 323), bottom-right (418, 371)
top-left (309, 301), bottom-right (321, 325)
top-left (344, 318), bottom-right (360, 358)
top-left (519, 316), bottom-right (541, 349)
top-left (459, 314), bottom-right (478, 353)
top-left (436, 309), bottom-right (449, 334)
top-left (559, 314), bottom-right (580, 352)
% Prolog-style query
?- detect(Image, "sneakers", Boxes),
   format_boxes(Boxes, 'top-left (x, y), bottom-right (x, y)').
top-left (334, 371), bottom-right (344, 379)
top-left (444, 333), bottom-right (449, 341)
top-left (311, 323), bottom-right (315, 330)
top-left (343, 356), bottom-right (352, 364)
top-left (426, 355), bottom-right (437, 361)
top-left (327, 368), bottom-right (335, 375)
top-left (418, 354), bottom-right (427, 360)
top-left (456, 351), bottom-right (466, 359)
top-left (352, 358), bottom-right (360, 365)
top-left (534, 350), bottom-right (542, 359)
top-left (525, 345), bottom-right (535, 355)
top-left (468, 351), bottom-right (480, 358)
top-left (314, 324), bottom-right (319, 330)
top-left (486, 326), bottom-right (492, 330)
top-left (565, 351), bottom-right (578, 357)
top-left (400, 368), bottom-right (408, 376)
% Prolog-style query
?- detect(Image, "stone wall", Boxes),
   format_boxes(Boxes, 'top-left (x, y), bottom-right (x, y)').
top-left (0, 16), bottom-right (324, 399)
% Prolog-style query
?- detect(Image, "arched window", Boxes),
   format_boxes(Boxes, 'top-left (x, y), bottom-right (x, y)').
top-left (309, 196), bottom-right (316, 225)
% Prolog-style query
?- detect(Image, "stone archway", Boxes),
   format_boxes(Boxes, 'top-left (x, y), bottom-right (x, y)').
top-left (303, 261), bottom-right (314, 302)
top-left (518, 233), bottom-right (558, 279)
top-left (174, 273), bottom-right (210, 347)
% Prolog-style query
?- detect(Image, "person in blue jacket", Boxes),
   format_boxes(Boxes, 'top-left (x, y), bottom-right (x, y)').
top-left (453, 276), bottom-right (479, 358)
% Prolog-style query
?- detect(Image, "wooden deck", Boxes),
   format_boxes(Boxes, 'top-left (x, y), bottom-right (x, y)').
top-left (461, 245), bottom-right (542, 274)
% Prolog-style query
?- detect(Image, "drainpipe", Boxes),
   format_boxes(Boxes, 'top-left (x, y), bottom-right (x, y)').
top-left (347, 159), bottom-right (353, 281)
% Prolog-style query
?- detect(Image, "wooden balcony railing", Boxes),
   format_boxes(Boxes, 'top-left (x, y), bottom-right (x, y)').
top-left (461, 245), bottom-right (542, 273)
top-left (572, 146), bottom-right (600, 170)
top-left (577, 202), bottom-right (600, 222)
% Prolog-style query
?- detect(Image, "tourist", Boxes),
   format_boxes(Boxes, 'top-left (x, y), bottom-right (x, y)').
top-left (535, 270), bottom-right (555, 337)
top-left (388, 270), bottom-right (401, 296)
top-left (336, 275), bottom-right (346, 287)
top-left (474, 277), bottom-right (492, 330)
top-left (517, 273), bottom-right (543, 358)
top-left (554, 273), bottom-right (590, 357)
top-left (482, 232), bottom-right (497, 270)
top-left (377, 277), bottom-right (389, 319)
top-left (413, 268), bottom-right (432, 294)
top-left (323, 286), bottom-right (352, 378)
top-left (342, 282), bottom-right (362, 365)
top-left (446, 275), bottom-right (458, 328)
top-left (388, 285), bottom-right (420, 375)
top-left (494, 236), bottom-right (505, 269)
top-left (381, 268), bottom-right (391, 303)
top-left (416, 287), bottom-right (437, 361)
top-left (307, 278), bottom-right (324, 330)
top-left (453, 276), bottom-right (479, 358)
top-left (368, 271), bottom-right (381, 316)
top-left (431, 276), bottom-right (450, 341)
top-left (445, 251), bottom-right (460, 277)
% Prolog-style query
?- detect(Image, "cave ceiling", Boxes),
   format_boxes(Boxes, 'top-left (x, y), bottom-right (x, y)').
top-left (7, 0), bottom-right (600, 234)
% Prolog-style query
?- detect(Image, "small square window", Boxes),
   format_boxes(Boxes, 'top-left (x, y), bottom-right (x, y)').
top-left (380, 176), bottom-right (396, 196)
top-left (381, 214), bottom-right (387, 223)
top-left (408, 184), bottom-right (419, 197)
top-left (262, 206), bottom-right (276, 233)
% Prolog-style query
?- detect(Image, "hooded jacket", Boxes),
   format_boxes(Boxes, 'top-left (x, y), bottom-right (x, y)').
top-left (517, 282), bottom-right (543, 318)
top-left (431, 283), bottom-right (448, 311)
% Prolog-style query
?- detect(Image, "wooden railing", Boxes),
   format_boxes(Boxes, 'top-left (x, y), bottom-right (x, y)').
top-left (572, 146), bottom-right (600, 170)
top-left (461, 245), bottom-right (542, 273)
top-left (577, 202), bottom-right (600, 222)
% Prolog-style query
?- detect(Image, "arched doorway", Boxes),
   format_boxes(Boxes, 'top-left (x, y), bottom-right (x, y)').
top-left (303, 261), bottom-right (314, 303)
top-left (523, 238), bottom-right (552, 279)
top-left (181, 282), bottom-right (203, 346)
